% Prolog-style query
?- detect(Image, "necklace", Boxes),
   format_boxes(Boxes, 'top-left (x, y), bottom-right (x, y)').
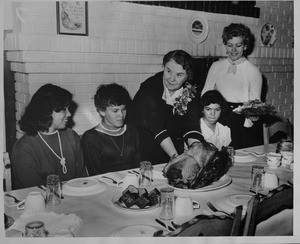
top-left (109, 134), bottom-right (125, 156)
top-left (38, 131), bottom-right (67, 174)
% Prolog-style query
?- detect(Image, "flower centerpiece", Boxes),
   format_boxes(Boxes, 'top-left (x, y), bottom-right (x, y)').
top-left (173, 83), bottom-right (197, 116)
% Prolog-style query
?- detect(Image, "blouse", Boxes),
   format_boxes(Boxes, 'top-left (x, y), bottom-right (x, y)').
top-left (200, 118), bottom-right (231, 150)
top-left (201, 58), bottom-right (262, 103)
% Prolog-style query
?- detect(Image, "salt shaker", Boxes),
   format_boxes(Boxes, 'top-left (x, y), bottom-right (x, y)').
top-left (139, 161), bottom-right (153, 187)
top-left (159, 187), bottom-right (174, 220)
top-left (46, 174), bottom-right (62, 205)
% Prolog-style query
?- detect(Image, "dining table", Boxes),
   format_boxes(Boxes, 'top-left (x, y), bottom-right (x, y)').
top-left (3, 143), bottom-right (294, 237)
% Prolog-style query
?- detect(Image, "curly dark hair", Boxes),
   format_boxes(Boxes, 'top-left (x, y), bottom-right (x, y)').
top-left (222, 23), bottom-right (251, 47)
top-left (94, 83), bottom-right (131, 112)
top-left (162, 50), bottom-right (194, 82)
top-left (19, 84), bottom-right (73, 136)
top-left (199, 90), bottom-right (228, 118)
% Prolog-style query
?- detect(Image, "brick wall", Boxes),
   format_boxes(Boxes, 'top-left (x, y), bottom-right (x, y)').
top-left (4, 1), bottom-right (294, 137)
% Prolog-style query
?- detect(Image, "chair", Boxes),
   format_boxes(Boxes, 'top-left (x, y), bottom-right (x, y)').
top-left (243, 184), bottom-right (293, 236)
top-left (3, 152), bottom-right (12, 191)
top-left (154, 205), bottom-right (243, 236)
top-left (263, 119), bottom-right (293, 144)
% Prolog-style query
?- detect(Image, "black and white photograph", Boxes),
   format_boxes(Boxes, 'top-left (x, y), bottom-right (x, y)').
top-left (1, 1), bottom-right (298, 243)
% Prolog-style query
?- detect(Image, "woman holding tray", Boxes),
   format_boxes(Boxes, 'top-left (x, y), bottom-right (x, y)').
top-left (201, 23), bottom-right (263, 149)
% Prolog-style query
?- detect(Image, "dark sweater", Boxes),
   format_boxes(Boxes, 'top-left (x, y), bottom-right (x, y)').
top-left (81, 124), bottom-right (140, 176)
top-left (129, 72), bottom-right (203, 164)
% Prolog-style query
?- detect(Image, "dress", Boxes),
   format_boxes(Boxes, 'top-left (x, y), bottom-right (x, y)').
top-left (201, 58), bottom-right (263, 149)
top-left (200, 118), bottom-right (231, 150)
top-left (11, 128), bottom-right (87, 189)
top-left (129, 71), bottom-right (203, 164)
top-left (81, 124), bottom-right (140, 176)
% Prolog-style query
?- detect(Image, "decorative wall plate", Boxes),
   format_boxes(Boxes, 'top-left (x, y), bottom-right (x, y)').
top-left (188, 13), bottom-right (209, 43)
top-left (261, 23), bottom-right (277, 47)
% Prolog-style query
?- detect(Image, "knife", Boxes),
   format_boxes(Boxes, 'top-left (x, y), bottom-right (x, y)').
top-left (155, 218), bottom-right (175, 232)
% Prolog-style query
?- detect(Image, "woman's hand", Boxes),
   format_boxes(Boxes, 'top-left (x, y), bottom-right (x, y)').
top-left (160, 137), bottom-right (178, 159)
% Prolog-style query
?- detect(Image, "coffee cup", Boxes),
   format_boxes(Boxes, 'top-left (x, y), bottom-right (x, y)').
top-left (280, 151), bottom-right (293, 168)
top-left (266, 152), bottom-right (281, 168)
top-left (117, 173), bottom-right (139, 191)
top-left (17, 191), bottom-right (46, 213)
top-left (174, 196), bottom-right (200, 224)
top-left (264, 171), bottom-right (279, 189)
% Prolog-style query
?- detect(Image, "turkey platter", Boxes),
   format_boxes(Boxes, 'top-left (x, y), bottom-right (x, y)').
top-left (163, 141), bottom-right (233, 189)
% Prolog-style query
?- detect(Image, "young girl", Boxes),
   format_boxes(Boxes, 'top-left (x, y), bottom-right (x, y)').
top-left (199, 90), bottom-right (231, 150)
top-left (82, 83), bottom-right (140, 175)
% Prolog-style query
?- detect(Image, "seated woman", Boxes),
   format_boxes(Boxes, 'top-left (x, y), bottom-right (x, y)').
top-left (11, 84), bottom-right (87, 189)
top-left (81, 83), bottom-right (140, 176)
top-left (199, 90), bottom-right (231, 150)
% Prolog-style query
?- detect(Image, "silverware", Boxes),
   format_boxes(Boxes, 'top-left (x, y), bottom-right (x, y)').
top-left (37, 185), bottom-right (46, 191)
top-left (206, 201), bottom-right (233, 218)
top-left (128, 171), bottom-right (139, 176)
top-left (242, 150), bottom-right (265, 157)
top-left (287, 180), bottom-right (293, 186)
top-left (101, 176), bottom-right (118, 184)
top-left (5, 193), bottom-right (21, 203)
top-left (155, 218), bottom-right (175, 232)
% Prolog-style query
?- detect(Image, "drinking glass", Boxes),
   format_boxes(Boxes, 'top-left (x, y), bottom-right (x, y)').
top-left (46, 174), bottom-right (62, 205)
top-left (159, 187), bottom-right (174, 220)
top-left (24, 221), bottom-right (47, 237)
top-left (251, 165), bottom-right (264, 192)
top-left (139, 161), bottom-right (153, 187)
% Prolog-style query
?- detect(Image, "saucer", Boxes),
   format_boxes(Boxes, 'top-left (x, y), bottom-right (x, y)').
top-left (62, 178), bottom-right (107, 196)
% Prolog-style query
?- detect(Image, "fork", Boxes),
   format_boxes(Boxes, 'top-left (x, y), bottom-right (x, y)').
top-left (101, 176), bottom-right (118, 184)
top-left (5, 193), bottom-right (21, 203)
top-left (206, 201), bottom-right (233, 218)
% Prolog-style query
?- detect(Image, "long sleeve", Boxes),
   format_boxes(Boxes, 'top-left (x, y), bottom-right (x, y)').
top-left (12, 141), bottom-right (43, 189)
top-left (248, 68), bottom-right (262, 100)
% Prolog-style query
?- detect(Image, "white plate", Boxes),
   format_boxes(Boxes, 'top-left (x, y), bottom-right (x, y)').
top-left (167, 174), bottom-right (232, 192)
top-left (62, 178), bottom-right (107, 196)
top-left (214, 194), bottom-right (252, 215)
top-left (110, 225), bottom-right (160, 237)
top-left (111, 194), bottom-right (159, 212)
top-left (234, 151), bottom-right (257, 163)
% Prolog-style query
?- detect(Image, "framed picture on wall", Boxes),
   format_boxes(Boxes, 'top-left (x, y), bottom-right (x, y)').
top-left (56, 1), bottom-right (88, 36)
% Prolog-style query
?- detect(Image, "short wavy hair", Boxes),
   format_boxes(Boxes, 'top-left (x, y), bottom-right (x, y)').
top-left (94, 83), bottom-right (131, 112)
top-left (162, 50), bottom-right (194, 82)
top-left (19, 84), bottom-right (72, 136)
top-left (199, 90), bottom-right (228, 118)
top-left (222, 23), bottom-right (251, 47)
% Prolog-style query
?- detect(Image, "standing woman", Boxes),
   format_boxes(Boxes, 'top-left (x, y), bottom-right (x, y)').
top-left (11, 84), bottom-right (87, 189)
top-left (129, 50), bottom-right (204, 164)
top-left (81, 83), bottom-right (140, 176)
top-left (201, 23), bottom-right (263, 149)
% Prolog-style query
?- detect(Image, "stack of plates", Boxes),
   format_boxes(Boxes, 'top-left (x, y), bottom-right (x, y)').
top-left (62, 178), bottom-right (107, 196)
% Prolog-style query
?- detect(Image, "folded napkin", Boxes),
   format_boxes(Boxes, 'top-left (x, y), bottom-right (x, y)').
top-left (9, 211), bottom-right (82, 235)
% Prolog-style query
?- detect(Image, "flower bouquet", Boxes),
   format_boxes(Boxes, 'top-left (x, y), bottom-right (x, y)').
top-left (232, 99), bottom-right (276, 117)
top-left (173, 83), bottom-right (197, 116)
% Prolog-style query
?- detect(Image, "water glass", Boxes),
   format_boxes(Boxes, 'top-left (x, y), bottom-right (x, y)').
top-left (251, 165), bottom-right (264, 192)
top-left (46, 174), bottom-right (62, 205)
top-left (24, 221), bottom-right (47, 237)
top-left (159, 187), bottom-right (174, 220)
top-left (139, 161), bottom-right (153, 187)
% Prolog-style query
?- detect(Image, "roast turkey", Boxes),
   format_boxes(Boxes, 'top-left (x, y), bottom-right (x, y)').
top-left (163, 141), bottom-right (233, 189)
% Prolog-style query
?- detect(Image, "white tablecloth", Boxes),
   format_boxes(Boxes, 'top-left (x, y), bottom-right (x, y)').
top-left (4, 144), bottom-right (293, 237)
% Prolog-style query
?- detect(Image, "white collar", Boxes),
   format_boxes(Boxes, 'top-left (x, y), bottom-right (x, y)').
top-left (162, 85), bottom-right (183, 106)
